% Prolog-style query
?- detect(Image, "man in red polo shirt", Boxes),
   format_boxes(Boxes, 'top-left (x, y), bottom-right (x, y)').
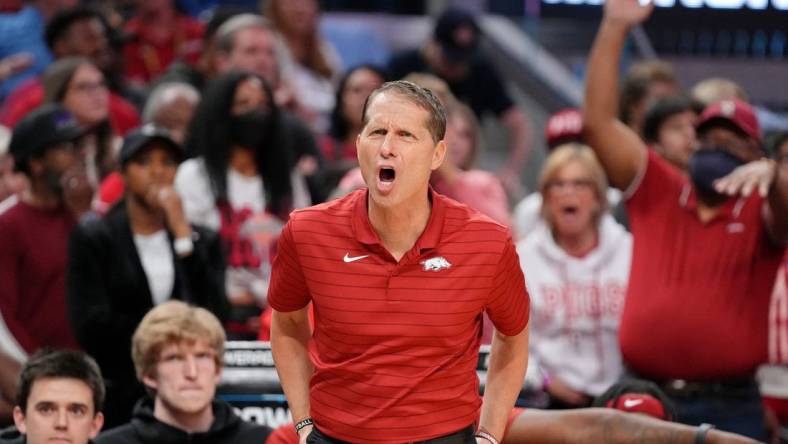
top-left (269, 80), bottom-right (530, 444)
top-left (583, 0), bottom-right (787, 440)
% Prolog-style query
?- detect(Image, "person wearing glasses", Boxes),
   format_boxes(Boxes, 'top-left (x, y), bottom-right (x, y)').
top-left (516, 143), bottom-right (632, 409)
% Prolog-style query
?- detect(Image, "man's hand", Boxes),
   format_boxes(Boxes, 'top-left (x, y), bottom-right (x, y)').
top-left (147, 185), bottom-right (192, 238)
top-left (714, 158), bottom-right (778, 198)
top-left (297, 424), bottom-right (313, 444)
top-left (0, 53), bottom-right (33, 82)
top-left (604, 0), bottom-right (655, 26)
top-left (545, 376), bottom-right (591, 407)
top-left (61, 168), bottom-right (94, 219)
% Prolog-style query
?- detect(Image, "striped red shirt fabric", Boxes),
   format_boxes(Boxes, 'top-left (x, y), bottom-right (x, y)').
top-left (268, 188), bottom-right (530, 443)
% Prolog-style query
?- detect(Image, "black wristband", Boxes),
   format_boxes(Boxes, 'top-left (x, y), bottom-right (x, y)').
top-left (294, 418), bottom-right (313, 433)
top-left (695, 423), bottom-right (715, 444)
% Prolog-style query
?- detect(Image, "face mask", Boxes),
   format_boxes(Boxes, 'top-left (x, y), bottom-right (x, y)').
top-left (229, 110), bottom-right (270, 149)
top-left (687, 148), bottom-right (745, 198)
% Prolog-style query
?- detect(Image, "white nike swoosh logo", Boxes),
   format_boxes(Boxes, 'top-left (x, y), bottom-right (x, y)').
top-left (623, 399), bottom-right (644, 408)
top-left (343, 253), bottom-right (369, 263)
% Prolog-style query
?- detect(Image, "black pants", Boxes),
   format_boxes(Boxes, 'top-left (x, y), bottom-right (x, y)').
top-left (307, 425), bottom-right (476, 444)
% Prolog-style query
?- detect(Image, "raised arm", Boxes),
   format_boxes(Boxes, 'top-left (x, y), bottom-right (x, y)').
top-left (271, 307), bottom-right (314, 444)
top-left (505, 408), bottom-right (760, 444)
top-left (582, 0), bottom-right (653, 190)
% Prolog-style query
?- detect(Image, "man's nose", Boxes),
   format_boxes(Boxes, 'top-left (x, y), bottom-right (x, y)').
top-left (379, 134), bottom-right (396, 158)
top-left (54, 409), bottom-right (68, 429)
top-left (184, 355), bottom-right (198, 379)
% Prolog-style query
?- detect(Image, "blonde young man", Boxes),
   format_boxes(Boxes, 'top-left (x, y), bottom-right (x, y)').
top-left (95, 301), bottom-right (272, 444)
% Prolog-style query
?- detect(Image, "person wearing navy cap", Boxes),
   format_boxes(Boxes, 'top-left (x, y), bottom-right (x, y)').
top-left (0, 104), bottom-right (92, 366)
top-left (66, 124), bottom-right (228, 429)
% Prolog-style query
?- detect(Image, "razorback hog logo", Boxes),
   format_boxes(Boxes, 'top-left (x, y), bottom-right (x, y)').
top-left (421, 256), bottom-right (451, 272)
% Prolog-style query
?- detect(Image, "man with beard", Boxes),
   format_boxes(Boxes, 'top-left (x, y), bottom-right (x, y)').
top-left (67, 124), bottom-right (227, 428)
top-left (0, 104), bottom-right (92, 356)
top-left (95, 301), bottom-right (271, 444)
top-left (582, 0), bottom-right (787, 440)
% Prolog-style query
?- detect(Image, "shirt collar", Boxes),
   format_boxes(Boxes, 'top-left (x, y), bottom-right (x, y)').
top-left (680, 183), bottom-right (747, 220)
top-left (351, 187), bottom-right (446, 253)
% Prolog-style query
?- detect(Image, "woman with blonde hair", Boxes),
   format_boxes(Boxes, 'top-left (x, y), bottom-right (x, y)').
top-left (517, 144), bottom-right (632, 408)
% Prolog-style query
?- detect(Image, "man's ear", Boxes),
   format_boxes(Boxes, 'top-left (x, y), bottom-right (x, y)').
top-left (431, 140), bottom-right (447, 171)
top-left (89, 412), bottom-right (104, 439)
top-left (213, 367), bottom-right (222, 386)
top-left (12, 406), bottom-right (27, 434)
top-left (142, 373), bottom-right (158, 392)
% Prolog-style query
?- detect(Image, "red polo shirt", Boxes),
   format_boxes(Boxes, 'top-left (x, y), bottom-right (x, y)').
top-left (268, 188), bottom-right (529, 443)
top-left (620, 150), bottom-right (784, 381)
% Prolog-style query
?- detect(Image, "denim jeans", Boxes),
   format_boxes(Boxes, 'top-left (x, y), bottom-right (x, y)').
top-left (671, 382), bottom-right (768, 441)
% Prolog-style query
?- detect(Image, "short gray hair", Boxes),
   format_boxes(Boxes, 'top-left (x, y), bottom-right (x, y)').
top-left (362, 80), bottom-right (447, 144)
top-left (142, 82), bottom-right (200, 123)
top-left (215, 13), bottom-right (274, 54)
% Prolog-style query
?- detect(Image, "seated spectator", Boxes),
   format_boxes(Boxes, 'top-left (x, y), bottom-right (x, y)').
top-left (432, 101), bottom-right (511, 226)
top-left (0, 105), bottom-right (93, 357)
top-left (67, 125), bottom-right (228, 428)
top-left (512, 109), bottom-right (622, 240)
top-left (3, 349), bottom-right (105, 444)
top-left (96, 82), bottom-right (200, 212)
top-left (141, 82), bottom-right (199, 145)
top-left (175, 71), bottom-right (309, 339)
top-left (583, 1), bottom-right (786, 437)
top-left (214, 14), bottom-right (281, 104)
top-left (320, 64), bottom-right (386, 189)
top-left (641, 94), bottom-right (701, 173)
top-left (95, 301), bottom-right (273, 444)
top-left (42, 57), bottom-right (120, 185)
top-left (264, 0), bottom-right (342, 133)
top-left (0, 6), bottom-right (139, 136)
top-left (211, 14), bottom-right (325, 202)
top-left (517, 144), bottom-right (631, 408)
top-left (122, 0), bottom-right (204, 87)
top-left (388, 8), bottom-right (531, 198)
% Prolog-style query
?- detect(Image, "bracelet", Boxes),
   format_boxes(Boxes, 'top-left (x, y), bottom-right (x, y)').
top-left (475, 429), bottom-right (500, 444)
top-left (294, 418), bottom-right (313, 433)
top-left (694, 423), bottom-right (715, 444)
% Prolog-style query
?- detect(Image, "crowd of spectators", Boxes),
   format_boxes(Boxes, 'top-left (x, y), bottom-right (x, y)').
top-left (0, 0), bottom-right (786, 442)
